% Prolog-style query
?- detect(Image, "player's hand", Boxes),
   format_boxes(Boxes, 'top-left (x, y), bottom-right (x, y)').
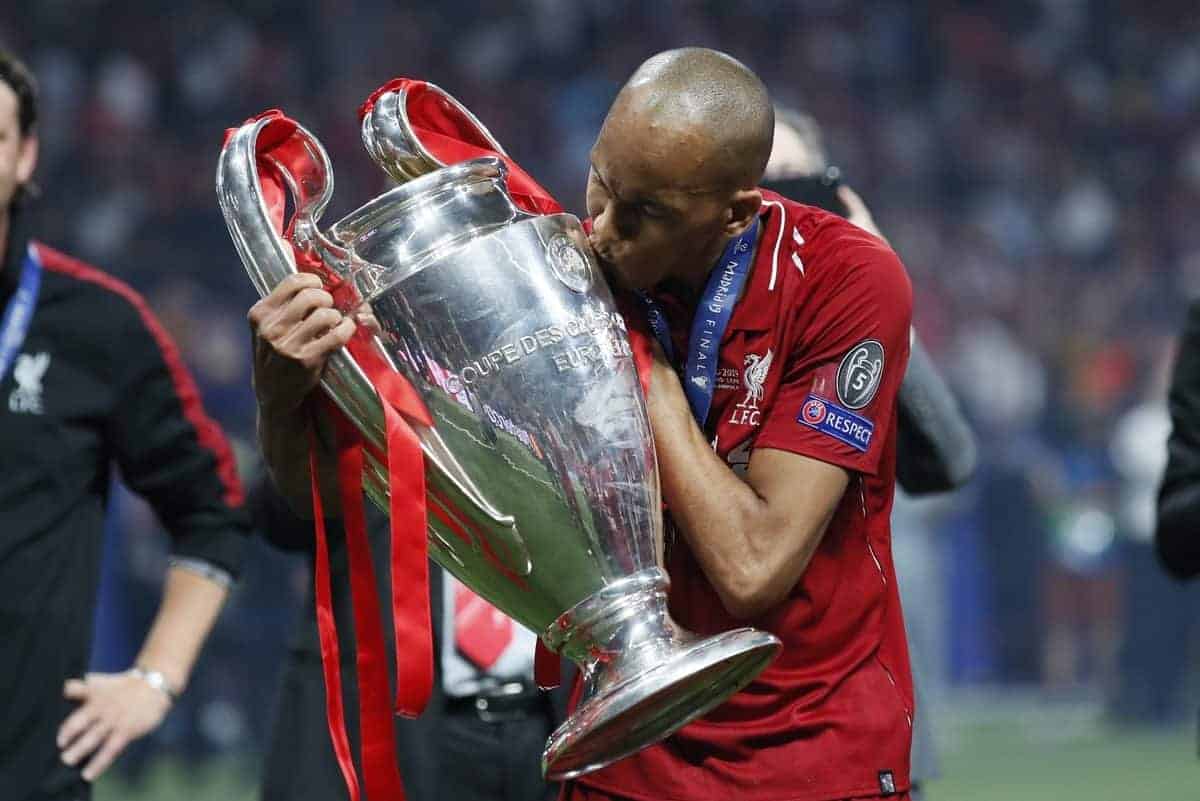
top-left (644, 335), bottom-right (691, 430)
top-left (248, 273), bottom-right (356, 417)
top-left (58, 671), bottom-right (173, 782)
top-left (837, 184), bottom-right (888, 243)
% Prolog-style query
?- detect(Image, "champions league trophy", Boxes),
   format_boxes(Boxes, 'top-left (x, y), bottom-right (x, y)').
top-left (217, 82), bottom-right (780, 779)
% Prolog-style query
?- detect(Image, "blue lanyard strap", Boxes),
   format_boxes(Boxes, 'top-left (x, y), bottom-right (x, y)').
top-left (637, 291), bottom-right (675, 364)
top-left (0, 244), bottom-right (43, 384)
top-left (639, 219), bottom-right (759, 426)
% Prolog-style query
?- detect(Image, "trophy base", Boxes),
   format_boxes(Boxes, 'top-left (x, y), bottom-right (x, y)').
top-left (542, 627), bottom-right (781, 781)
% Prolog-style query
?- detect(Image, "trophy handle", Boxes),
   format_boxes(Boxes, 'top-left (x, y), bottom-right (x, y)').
top-left (216, 115), bottom-right (392, 451)
top-left (218, 114), bottom-right (531, 575)
top-left (217, 115), bottom-right (335, 295)
top-left (361, 81), bottom-right (509, 184)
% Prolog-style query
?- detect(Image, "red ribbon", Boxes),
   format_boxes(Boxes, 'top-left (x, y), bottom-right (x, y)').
top-left (334, 409), bottom-right (408, 800)
top-left (378, 380), bottom-right (434, 716)
top-left (308, 426), bottom-right (362, 801)
top-left (342, 337), bottom-right (436, 720)
top-left (235, 108), bottom-right (433, 800)
top-left (534, 639), bottom-right (562, 691)
top-left (359, 79), bottom-right (562, 216)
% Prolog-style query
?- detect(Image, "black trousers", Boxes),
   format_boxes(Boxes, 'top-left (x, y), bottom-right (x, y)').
top-left (439, 706), bottom-right (557, 801)
top-left (261, 654), bottom-right (557, 801)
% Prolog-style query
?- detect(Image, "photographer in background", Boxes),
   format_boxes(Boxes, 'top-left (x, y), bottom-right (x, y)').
top-left (762, 105), bottom-right (977, 800)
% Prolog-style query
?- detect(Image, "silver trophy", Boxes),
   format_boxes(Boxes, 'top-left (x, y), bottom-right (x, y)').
top-left (217, 83), bottom-right (780, 779)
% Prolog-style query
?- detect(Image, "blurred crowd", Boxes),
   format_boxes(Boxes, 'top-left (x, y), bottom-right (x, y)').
top-left (2, 0), bottom-right (1198, 771)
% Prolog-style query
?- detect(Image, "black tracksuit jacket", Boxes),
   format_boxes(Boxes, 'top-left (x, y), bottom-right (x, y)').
top-left (0, 208), bottom-right (249, 801)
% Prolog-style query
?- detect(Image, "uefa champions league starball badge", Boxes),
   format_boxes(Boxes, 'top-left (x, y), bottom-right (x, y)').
top-left (547, 233), bottom-right (593, 293)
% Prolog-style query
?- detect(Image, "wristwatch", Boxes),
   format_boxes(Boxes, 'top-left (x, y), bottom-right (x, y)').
top-left (130, 666), bottom-right (179, 703)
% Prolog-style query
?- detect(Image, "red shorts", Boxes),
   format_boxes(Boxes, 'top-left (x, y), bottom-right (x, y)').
top-left (560, 783), bottom-right (912, 801)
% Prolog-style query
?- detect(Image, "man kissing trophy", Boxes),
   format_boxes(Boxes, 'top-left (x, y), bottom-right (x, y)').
top-left (217, 79), bottom-right (780, 794)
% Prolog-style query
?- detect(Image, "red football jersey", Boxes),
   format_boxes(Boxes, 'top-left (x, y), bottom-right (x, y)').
top-left (580, 192), bottom-right (915, 801)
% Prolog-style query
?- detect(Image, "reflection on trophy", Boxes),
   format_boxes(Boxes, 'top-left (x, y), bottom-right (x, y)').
top-left (217, 81), bottom-right (780, 780)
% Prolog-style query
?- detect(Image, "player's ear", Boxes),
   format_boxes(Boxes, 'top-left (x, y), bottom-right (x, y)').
top-left (723, 188), bottom-right (762, 239)
top-left (16, 132), bottom-right (38, 185)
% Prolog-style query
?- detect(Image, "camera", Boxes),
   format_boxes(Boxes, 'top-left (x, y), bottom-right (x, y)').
top-left (762, 166), bottom-right (848, 217)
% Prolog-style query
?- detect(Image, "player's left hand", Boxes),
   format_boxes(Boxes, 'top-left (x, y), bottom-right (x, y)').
top-left (58, 670), bottom-right (173, 782)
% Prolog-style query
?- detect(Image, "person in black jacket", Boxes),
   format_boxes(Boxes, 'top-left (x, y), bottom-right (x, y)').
top-left (0, 50), bottom-right (250, 801)
top-left (1158, 300), bottom-right (1200, 579)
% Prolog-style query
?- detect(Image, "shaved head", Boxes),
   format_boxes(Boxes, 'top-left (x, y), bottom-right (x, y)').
top-left (588, 49), bottom-right (774, 291)
top-left (607, 48), bottom-right (774, 189)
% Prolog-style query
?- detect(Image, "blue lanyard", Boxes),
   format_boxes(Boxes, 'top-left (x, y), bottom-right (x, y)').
top-left (0, 244), bottom-right (43, 384)
top-left (639, 219), bottom-right (759, 426)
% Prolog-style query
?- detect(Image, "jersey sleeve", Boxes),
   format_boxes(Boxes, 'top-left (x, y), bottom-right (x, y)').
top-left (108, 295), bottom-right (250, 578)
top-left (754, 234), bottom-right (913, 476)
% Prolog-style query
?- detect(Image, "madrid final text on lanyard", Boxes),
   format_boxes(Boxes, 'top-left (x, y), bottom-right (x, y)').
top-left (638, 219), bottom-right (759, 427)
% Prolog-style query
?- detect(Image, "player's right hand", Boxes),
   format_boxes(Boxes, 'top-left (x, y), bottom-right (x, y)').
top-left (247, 273), bottom-right (356, 417)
